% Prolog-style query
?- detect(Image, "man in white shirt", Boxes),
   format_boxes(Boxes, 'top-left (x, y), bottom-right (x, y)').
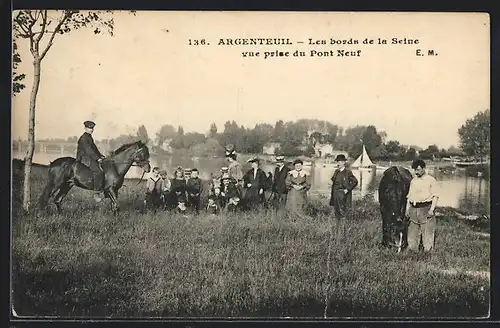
top-left (405, 159), bottom-right (439, 252)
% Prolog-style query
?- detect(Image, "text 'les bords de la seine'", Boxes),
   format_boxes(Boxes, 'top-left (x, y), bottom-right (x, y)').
top-left (214, 37), bottom-right (420, 46)
top-left (187, 37), bottom-right (435, 58)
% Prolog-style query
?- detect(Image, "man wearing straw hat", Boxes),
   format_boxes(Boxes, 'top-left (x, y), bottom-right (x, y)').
top-left (271, 153), bottom-right (290, 214)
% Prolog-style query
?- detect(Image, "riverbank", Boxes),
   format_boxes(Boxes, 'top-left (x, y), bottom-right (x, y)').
top-left (11, 160), bottom-right (490, 317)
top-left (243, 156), bottom-right (466, 172)
top-left (13, 150), bottom-right (489, 179)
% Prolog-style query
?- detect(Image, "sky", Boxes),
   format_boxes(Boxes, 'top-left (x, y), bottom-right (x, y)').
top-left (12, 11), bottom-right (489, 149)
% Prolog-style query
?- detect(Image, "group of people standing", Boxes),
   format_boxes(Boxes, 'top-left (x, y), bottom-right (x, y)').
top-left (77, 120), bottom-right (437, 253)
top-left (143, 146), bottom-right (360, 221)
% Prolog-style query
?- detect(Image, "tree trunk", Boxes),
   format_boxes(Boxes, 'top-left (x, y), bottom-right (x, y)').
top-left (22, 58), bottom-right (41, 212)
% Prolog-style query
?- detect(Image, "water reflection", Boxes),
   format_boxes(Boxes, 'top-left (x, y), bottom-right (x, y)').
top-left (458, 175), bottom-right (490, 215)
top-left (12, 151), bottom-right (490, 214)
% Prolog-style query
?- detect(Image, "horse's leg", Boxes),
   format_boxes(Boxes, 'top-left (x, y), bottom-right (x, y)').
top-left (41, 184), bottom-right (64, 212)
top-left (381, 213), bottom-right (389, 247)
top-left (39, 182), bottom-right (56, 210)
top-left (107, 188), bottom-right (119, 215)
top-left (38, 168), bottom-right (65, 210)
top-left (53, 182), bottom-right (73, 214)
top-left (41, 186), bottom-right (59, 210)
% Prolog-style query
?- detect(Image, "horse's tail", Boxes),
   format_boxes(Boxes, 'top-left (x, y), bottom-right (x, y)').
top-left (38, 165), bottom-right (55, 210)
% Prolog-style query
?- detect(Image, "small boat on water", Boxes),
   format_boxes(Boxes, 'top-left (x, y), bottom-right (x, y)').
top-left (350, 144), bottom-right (387, 171)
top-left (453, 160), bottom-right (488, 168)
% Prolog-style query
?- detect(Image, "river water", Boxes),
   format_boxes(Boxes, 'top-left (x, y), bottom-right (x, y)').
top-left (13, 150), bottom-right (490, 215)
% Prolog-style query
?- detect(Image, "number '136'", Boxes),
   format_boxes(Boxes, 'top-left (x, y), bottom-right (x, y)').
top-left (188, 39), bottom-right (208, 45)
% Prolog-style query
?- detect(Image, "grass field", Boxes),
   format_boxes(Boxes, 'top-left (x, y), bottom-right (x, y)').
top-left (11, 159), bottom-right (490, 318)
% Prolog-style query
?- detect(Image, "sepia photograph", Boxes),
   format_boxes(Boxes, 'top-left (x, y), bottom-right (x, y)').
top-left (11, 10), bottom-right (490, 318)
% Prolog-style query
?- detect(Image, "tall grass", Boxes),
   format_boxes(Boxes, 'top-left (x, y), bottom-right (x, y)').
top-left (11, 160), bottom-right (490, 318)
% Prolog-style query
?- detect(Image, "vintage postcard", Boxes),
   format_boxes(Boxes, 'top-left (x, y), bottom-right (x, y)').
top-left (11, 10), bottom-right (490, 319)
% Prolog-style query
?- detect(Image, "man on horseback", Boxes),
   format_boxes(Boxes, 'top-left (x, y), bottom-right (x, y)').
top-left (76, 120), bottom-right (106, 191)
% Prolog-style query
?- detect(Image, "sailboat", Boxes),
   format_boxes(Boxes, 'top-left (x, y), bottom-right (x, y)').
top-left (350, 145), bottom-right (388, 171)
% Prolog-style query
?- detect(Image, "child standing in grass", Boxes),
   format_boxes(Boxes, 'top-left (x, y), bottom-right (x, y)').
top-left (159, 170), bottom-right (170, 208)
top-left (145, 167), bottom-right (164, 210)
top-left (186, 168), bottom-right (202, 214)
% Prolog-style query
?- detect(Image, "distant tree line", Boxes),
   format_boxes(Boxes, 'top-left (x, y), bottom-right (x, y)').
top-left (25, 109), bottom-right (488, 161)
top-left (25, 113), bottom-right (490, 162)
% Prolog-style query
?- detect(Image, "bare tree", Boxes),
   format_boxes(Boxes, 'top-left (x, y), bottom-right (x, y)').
top-left (13, 10), bottom-right (134, 212)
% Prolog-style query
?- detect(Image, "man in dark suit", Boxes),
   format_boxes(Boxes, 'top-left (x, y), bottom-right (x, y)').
top-left (271, 154), bottom-right (290, 214)
top-left (242, 157), bottom-right (268, 209)
top-left (329, 154), bottom-right (359, 221)
top-left (76, 120), bottom-right (106, 190)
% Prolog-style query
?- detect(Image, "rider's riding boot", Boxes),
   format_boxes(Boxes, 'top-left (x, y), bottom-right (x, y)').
top-left (92, 171), bottom-right (103, 202)
top-left (90, 166), bottom-right (105, 190)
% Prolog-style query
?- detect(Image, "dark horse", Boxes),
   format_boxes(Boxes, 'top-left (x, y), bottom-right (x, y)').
top-left (378, 166), bottom-right (413, 252)
top-left (38, 140), bottom-right (151, 214)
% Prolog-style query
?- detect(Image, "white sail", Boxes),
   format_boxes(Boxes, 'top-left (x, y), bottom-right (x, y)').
top-left (351, 152), bottom-right (362, 168)
top-left (351, 145), bottom-right (374, 168)
top-left (361, 145), bottom-right (374, 166)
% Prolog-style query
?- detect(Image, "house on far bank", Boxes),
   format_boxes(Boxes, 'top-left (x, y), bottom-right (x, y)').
top-left (262, 142), bottom-right (281, 155)
top-left (314, 143), bottom-right (348, 160)
top-left (160, 138), bottom-right (173, 154)
top-left (314, 143), bottom-right (333, 158)
top-left (402, 145), bottom-right (422, 157)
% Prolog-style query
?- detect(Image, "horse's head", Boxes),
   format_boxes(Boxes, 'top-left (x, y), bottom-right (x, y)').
top-left (110, 140), bottom-right (151, 173)
top-left (133, 140), bottom-right (151, 173)
top-left (379, 166), bottom-right (412, 253)
top-left (389, 216), bottom-right (407, 253)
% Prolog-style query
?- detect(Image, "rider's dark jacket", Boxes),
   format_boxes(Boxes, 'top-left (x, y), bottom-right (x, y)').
top-left (76, 132), bottom-right (104, 167)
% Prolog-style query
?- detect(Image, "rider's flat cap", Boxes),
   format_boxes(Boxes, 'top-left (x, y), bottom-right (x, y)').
top-left (84, 120), bottom-right (96, 128)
